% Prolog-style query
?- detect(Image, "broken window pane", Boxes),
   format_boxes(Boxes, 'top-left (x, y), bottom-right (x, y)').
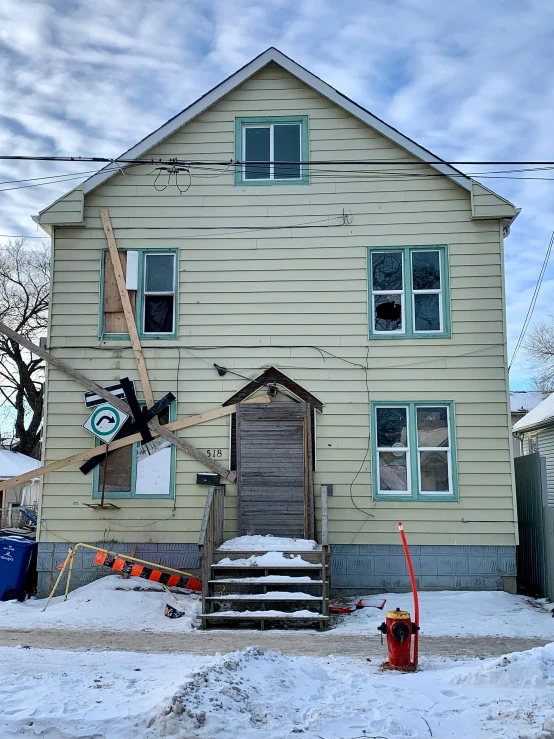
top-left (274, 124), bottom-right (301, 179)
top-left (376, 407), bottom-right (408, 448)
top-left (419, 451), bottom-right (449, 491)
top-left (372, 251), bottom-right (403, 291)
top-left (244, 126), bottom-right (270, 179)
top-left (417, 406), bottom-right (449, 447)
top-left (145, 254), bottom-right (174, 293)
top-left (414, 294), bottom-right (440, 331)
top-left (144, 296), bottom-right (174, 333)
top-left (374, 294), bottom-right (402, 332)
top-left (379, 451), bottom-right (409, 492)
top-left (412, 251), bottom-right (440, 290)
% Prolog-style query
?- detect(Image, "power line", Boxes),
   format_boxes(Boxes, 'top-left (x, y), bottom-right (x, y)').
top-left (509, 228), bottom-right (554, 371)
top-left (3, 154), bottom-right (554, 165)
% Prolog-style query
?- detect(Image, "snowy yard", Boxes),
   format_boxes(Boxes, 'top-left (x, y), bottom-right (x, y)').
top-left (1, 576), bottom-right (554, 736)
top-left (0, 574), bottom-right (553, 639)
top-left (2, 643), bottom-right (554, 738)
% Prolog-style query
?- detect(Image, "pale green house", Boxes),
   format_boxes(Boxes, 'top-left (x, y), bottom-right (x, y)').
top-left (34, 48), bottom-right (519, 598)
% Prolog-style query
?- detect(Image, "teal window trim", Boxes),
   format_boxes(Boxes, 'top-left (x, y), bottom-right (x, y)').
top-left (371, 400), bottom-right (458, 502)
top-left (234, 115), bottom-right (309, 186)
top-left (99, 248), bottom-right (179, 341)
top-left (367, 245), bottom-right (451, 339)
top-left (92, 402), bottom-right (176, 500)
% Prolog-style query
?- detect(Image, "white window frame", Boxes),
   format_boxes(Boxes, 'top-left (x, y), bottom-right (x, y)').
top-left (411, 249), bottom-right (443, 334)
top-left (242, 122), bottom-right (302, 182)
top-left (142, 252), bottom-right (176, 335)
top-left (416, 404), bottom-right (453, 497)
top-left (375, 405), bottom-right (411, 496)
top-left (371, 251), bottom-right (405, 335)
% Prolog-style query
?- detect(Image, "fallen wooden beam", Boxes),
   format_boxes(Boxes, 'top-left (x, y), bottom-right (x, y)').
top-left (0, 395), bottom-right (269, 492)
top-left (100, 207), bottom-right (155, 410)
top-left (0, 321), bottom-right (237, 482)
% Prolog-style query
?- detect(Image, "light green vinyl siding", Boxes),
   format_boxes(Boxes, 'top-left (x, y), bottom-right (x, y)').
top-left (39, 62), bottom-right (516, 547)
top-left (39, 186), bottom-right (84, 226)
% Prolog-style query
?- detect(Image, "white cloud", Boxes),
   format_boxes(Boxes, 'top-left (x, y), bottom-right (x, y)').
top-left (0, 0), bottom-right (552, 387)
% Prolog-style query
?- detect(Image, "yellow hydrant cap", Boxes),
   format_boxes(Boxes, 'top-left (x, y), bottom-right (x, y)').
top-left (386, 609), bottom-right (411, 620)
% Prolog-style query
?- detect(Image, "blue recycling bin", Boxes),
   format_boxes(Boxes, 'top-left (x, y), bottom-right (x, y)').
top-left (0, 536), bottom-right (37, 601)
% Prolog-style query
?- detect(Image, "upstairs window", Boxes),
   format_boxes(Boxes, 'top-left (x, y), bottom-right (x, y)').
top-left (235, 116), bottom-right (309, 185)
top-left (101, 249), bottom-right (178, 340)
top-left (368, 246), bottom-right (450, 338)
top-left (143, 253), bottom-right (176, 334)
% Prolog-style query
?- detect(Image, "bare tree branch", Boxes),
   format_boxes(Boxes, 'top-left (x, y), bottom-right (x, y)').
top-left (523, 315), bottom-right (554, 394)
top-left (0, 239), bottom-right (49, 457)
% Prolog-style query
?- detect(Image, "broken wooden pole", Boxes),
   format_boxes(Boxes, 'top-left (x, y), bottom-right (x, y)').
top-left (0, 321), bottom-right (236, 482)
top-left (0, 393), bottom-right (269, 492)
top-left (100, 207), bottom-right (156, 410)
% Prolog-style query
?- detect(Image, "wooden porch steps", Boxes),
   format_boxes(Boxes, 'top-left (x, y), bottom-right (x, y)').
top-left (200, 549), bottom-right (330, 630)
top-left (198, 486), bottom-right (331, 630)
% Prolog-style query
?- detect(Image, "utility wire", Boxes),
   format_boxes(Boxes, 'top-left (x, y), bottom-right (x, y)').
top-left (509, 228), bottom-right (554, 370)
top-left (4, 154), bottom-right (554, 165)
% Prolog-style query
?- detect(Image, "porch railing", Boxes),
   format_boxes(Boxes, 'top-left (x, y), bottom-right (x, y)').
top-left (198, 485), bottom-right (225, 619)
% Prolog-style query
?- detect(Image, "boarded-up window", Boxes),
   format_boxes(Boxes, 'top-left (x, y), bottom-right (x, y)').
top-left (103, 251), bottom-right (136, 334)
top-left (99, 444), bottom-right (133, 493)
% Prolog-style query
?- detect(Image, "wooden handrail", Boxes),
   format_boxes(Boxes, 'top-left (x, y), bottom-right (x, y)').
top-left (198, 485), bottom-right (225, 623)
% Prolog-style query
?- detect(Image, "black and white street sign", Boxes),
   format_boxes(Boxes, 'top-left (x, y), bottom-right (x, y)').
top-left (83, 403), bottom-right (129, 444)
top-left (84, 381), bottom-right (135, 408)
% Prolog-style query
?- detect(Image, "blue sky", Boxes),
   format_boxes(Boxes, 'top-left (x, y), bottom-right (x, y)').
top-left (0, 0), bottom-right (552, 389)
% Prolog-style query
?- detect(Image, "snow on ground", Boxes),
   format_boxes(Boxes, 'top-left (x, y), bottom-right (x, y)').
top-left (331, 590), bottom-right (554, 639)
top-left (218, 535), bottom-right (318, 550)
top-left (1, 575), bottom-right (553, 639)
top-left (2, 644), bottom-right (554, 738)
top-left (0, 575), bottom-right (201, 632)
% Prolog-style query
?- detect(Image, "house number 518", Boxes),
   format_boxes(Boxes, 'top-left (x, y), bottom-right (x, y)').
top-left (206, 449), bottom-right (223, 458)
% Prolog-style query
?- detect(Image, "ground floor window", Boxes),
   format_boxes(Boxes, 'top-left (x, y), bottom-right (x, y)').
top-left (93, 404), bottom-right (175, 499)
top-left (371, 401), bottom-right (458, 501)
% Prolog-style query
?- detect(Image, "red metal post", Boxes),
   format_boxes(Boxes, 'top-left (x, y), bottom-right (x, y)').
top-left (398, 521), bottom-right (419, 667)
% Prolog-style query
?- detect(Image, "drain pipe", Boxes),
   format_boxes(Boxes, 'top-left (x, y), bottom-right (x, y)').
top-left (398, 521), bottom-right (419, 667)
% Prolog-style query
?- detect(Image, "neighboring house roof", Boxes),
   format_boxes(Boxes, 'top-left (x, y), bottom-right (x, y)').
top-left (510, 391), bottom-right (549, 415)
top-left (0, 450), bottom-right (39, 482)
top-left (37, 47), bottom-right (518, 225)
top-left (513, 392), bottom-right (554, 433)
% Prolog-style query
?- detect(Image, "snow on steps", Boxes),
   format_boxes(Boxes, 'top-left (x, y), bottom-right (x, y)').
top-left (201, 542), bottom-right (330, 630)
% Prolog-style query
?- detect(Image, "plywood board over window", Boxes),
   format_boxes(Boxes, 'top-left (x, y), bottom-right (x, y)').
top-left (103, 251), bottom-right (136, 334)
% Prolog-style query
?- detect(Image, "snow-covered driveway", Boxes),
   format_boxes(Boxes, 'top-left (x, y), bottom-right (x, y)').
top-left (2, 644), bottom-right (554, 738)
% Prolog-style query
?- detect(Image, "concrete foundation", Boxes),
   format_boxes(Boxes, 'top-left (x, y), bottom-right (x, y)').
top-left (37, 542), bottom-right (517, 598)
top-left (330, 544), bottom-right (517, 594)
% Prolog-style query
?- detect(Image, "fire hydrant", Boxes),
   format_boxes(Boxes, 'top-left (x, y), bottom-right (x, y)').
top-left (378, 607), bottom-right (420, 671)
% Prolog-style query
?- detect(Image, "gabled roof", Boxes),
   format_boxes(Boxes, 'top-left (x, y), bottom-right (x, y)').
top-left (80, 47), bottom-right (473, 196)
top-left (513, 392), bottom-right (554, 433)
top-left (222, 367), bottom-right (323, 411)
top-left (38, 47), bottom-right (518, 227)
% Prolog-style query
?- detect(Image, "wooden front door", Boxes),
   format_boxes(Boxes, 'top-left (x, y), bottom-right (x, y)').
top-left (236, 402), bottom-right (314, 538)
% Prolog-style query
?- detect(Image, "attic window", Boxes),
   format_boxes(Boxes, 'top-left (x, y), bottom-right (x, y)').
top-left (235, 116), bottom-right (309, 186)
